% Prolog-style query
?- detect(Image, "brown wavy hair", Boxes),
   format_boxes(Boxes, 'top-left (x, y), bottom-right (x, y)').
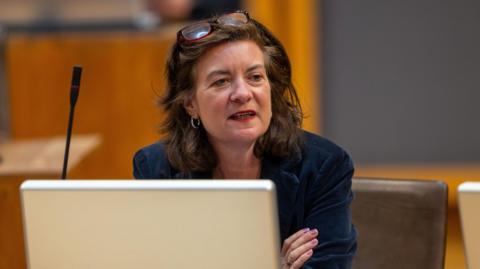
top-left (160, 13), bottom-right (304, 172)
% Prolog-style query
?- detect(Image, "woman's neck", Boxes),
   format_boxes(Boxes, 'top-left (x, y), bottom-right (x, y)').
top-left (211, 142), bottom-right (261, 179)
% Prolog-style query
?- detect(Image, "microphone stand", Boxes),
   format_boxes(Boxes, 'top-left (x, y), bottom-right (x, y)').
top-left (61, 66), bottom-right (82, 179)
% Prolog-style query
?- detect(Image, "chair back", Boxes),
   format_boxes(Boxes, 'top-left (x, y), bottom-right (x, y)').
top-left (351, 178), bottom-right (448, 269)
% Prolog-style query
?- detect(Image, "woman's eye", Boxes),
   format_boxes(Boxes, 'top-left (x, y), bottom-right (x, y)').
top-left (250, 73), bottom-right (264, 82)
top-left (212, 78), bottom-right (229, 87)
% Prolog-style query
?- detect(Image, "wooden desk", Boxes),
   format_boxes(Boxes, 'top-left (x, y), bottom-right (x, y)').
top-left (0, 135), bottom-right (100, 269)
top-left (0, 175), bottom-right (48, 269)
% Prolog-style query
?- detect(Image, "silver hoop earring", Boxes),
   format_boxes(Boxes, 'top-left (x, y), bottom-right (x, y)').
top-left (190, 117), bottom-right (201, 129)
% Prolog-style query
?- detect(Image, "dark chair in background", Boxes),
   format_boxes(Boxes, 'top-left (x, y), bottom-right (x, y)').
top-left (351, 178), bottom-right (448, 269)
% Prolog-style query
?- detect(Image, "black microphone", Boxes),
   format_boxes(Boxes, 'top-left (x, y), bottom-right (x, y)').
top-left (61, 66), bottom-right (82, 180)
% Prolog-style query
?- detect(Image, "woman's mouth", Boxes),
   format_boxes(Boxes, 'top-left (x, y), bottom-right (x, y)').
top-left (229, 110), bottom-right (256, 120)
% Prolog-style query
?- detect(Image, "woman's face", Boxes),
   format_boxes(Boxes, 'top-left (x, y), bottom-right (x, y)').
top-left (184, 40), bottom-right (272, 148)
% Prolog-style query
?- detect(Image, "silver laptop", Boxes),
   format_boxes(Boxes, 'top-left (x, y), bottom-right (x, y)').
top-left (458, 182), bottom-right (480, 269)
top-left (21, 180), bottom-right (280, 269)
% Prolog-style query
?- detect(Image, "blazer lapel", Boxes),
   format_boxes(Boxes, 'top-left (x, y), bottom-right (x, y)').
top-left (262, 156), bottom-right (300, 241)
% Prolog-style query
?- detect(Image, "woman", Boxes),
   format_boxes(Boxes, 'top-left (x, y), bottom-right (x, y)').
top-left (133, 11), bottom-right (356, 269)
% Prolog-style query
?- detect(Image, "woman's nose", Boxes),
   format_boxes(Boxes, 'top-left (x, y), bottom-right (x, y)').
top-left (230, 79), bottom-right (253, 103)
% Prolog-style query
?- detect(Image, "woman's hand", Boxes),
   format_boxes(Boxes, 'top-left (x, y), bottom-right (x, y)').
top-left (281, 228), bottom-right (319, 269)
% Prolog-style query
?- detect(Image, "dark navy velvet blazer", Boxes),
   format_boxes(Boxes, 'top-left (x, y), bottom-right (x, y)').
top-left (133, 131), bottom-right (357, 269)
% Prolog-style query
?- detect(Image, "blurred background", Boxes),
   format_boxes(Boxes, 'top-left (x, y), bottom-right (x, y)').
top-left (0, 0), bottom-right (479, 268)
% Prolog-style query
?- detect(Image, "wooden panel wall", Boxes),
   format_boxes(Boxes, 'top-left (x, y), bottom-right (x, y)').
top-left (6, 30), bottom-right (175, 179)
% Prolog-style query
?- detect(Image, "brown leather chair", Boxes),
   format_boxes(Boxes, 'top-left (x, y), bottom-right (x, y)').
top-left (351, 178), bottom-right (448, 269)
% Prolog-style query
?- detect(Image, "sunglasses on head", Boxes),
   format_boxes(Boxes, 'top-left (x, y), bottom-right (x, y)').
top-left (177, 11), bottom-right (250, 43)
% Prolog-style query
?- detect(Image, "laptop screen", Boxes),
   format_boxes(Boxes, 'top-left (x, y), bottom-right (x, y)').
top-left (21, 180), bottom-right (281, 269)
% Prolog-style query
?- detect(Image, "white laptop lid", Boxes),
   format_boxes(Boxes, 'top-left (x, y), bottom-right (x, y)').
top-left (21, 180), bottom-right (280, 269)
top-left (458, 182), bottom-right (480, 269)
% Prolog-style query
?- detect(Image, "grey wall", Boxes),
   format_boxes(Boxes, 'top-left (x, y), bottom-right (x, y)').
top-left (322, 0), bottom-right (480, 165)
